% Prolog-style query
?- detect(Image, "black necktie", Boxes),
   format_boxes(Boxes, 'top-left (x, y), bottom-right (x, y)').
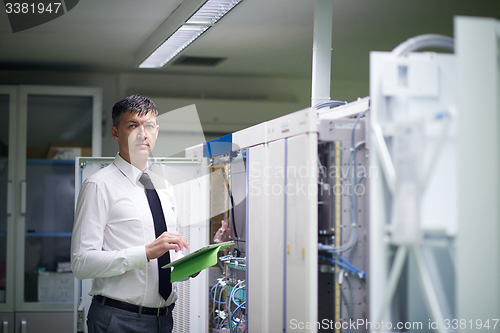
top-left (139, 172), bottom-right (172, 300)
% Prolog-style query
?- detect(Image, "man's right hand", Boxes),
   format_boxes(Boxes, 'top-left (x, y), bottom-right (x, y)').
top-left (145, 232), bottom-right (190, 260)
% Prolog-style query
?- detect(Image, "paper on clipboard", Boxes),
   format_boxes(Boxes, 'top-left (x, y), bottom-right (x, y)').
top-left (162, 241), bottom-right (234, 282)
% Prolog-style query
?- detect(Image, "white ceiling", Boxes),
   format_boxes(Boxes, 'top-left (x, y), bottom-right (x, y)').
top-left (0, 0), bottom-right (499, 81)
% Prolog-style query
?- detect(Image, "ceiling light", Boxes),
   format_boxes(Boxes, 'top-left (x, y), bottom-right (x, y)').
top-left (186, 0), bottom-right (243, 25)
top-left (139, 25), bottom-right (209, 68)
top-left (139, 0), bottom-right (244, 68)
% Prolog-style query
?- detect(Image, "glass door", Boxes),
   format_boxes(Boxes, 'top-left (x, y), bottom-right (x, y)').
top-left (15, 86), bottom-right (101, 313)
top-left (0, 87), bottom-right (16, 315)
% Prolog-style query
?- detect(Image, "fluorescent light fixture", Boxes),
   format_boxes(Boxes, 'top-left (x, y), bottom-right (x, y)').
top-left (139, 25), bottom-right (209, 68)
top-left (186, 0), bottom-right (242, 25)
top-left (139, 0), bottom-right (244, 68)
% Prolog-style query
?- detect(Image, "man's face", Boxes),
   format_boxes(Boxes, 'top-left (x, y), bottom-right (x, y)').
top-left (111, 110), bottom-right (159, 163)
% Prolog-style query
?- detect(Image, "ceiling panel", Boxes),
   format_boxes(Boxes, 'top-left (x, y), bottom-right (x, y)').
top-left (0, 0), bottom-right (499, 80)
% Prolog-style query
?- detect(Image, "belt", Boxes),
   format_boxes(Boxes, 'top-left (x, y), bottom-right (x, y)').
top-left (94, 295), bottom-right (173, 316)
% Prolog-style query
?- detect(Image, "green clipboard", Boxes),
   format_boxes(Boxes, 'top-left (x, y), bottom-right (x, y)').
top-left (162, 241), bottom-right (234, 282)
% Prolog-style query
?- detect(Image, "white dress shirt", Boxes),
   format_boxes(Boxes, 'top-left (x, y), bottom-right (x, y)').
top-left (71, 153), bottom-right (182, 308)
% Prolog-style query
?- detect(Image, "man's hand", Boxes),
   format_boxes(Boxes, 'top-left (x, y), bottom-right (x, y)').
top-left (146, 232), bottom-right (190, 260)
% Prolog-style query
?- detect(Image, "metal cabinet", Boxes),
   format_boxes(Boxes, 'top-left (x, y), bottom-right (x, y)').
top-left (0, 85), bottom-right (101, 333)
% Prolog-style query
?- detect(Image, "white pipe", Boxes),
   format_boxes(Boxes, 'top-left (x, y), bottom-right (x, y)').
top-left (311, 0), bottom-right (333, 108)
top-left (391, 34), bottom-right (454, 57)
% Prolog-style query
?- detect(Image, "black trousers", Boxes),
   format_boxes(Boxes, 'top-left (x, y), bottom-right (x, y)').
top-left (87, 298), bottom-right (174, 333)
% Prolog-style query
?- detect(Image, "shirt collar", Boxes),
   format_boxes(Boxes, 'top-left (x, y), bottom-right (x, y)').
top-left (113, 153), bottom-right (145, 186)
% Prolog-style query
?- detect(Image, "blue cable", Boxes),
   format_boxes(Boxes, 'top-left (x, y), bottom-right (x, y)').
top-left (319, 255), bottom-right (366, 279)
top-left (211, 283), bottom-right (227, 304)
top-left (231, 287), bottom-right (244, 307)
top-left (231, 301), bottom-right (247, 324)
top-left (335, 253), bottom-right (365, 276)
top-left (219, 255), bottom-right (246, 262)
top-left (211, 282), bottom-right (227, 329)
top-left (228, 284), bottom-right (245, 332)
top-left (214, 317), bottom-right (222, 329)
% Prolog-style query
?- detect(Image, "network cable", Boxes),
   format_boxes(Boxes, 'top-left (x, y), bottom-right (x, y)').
top-left (335, 253), bottom-right (366, 279)
top-left (231, 301), bottom-right (246, 323)
top-left (221, 167), bottom-right (243, 255)
top-left (227, 280), bottom-right (246, 333)
top-left (339, 270), bottom-right (353, 333)
top-left (323, 109), bottom-right (369, 254)
top-left (314, 100), bottom-right (347, 111)
top-left (219, 254), bottom-right (246, 262)
top-left (318, 255), bottom-right (366, 279)
top-left (342, 272), bottom-right (355, 333)
top-left (211, 279), bottom-right (229, 329)
top-left (210, 282), bottom-right (227, 305)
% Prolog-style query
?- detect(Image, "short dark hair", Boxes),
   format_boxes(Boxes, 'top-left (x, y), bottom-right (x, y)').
top-left (112, 95), bottom-right (158, 127)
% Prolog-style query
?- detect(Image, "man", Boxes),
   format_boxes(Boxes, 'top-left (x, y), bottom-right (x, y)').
top-left (71, 95), bottom-right (190, 333)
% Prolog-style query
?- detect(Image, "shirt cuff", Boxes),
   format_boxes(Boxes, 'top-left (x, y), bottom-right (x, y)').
top-left (127, 245), bottom-right (148, 269)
